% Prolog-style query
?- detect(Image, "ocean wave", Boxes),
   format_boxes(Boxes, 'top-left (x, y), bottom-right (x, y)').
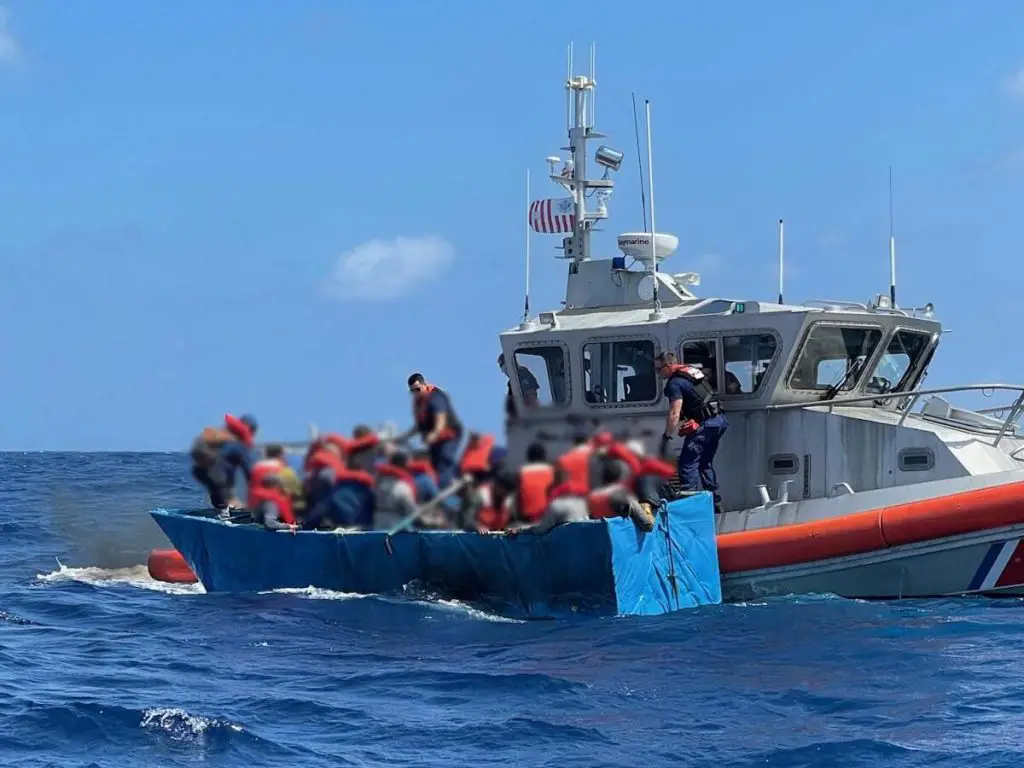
top-left (35, 562), bottom-right (205, 596)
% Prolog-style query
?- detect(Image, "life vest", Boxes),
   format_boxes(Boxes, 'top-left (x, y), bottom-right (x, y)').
top-left (250, 458), bottom-right (285, 488)
top-left (459, 433), bottom-right (496, 476)
top-left (587, 484), bottom-right (626, 519)
top-left (375, 464), bottom-right (418, 500)
top-left (224, 414), bottom-right (255, 447)
top-left (517, 463), bottom-right (554, 523)
top-left (334, 467), bottom-right (377, 490)
top-left (407, 459), bottom-right (439, 486)
top-left (322, 433), bottom-right (350, 455)
top-left (604, 440), bottom-right (643, 477)
top-left (555, 443), bottom-right (593, 491)
top-left (248, 483), bottom-right (296, 525)
top-left (548, 478), bottom-right (590, 501)
top-left (666, 364), bottom-right (721, 422)
top-left (414, 384), bottom-right (462, 442)
top-left (347, 433), bottom-right (380, 453)
top-left (305, 448), bottom-right (347, 478)
top-left (474, 483), bottom-right (509, 531)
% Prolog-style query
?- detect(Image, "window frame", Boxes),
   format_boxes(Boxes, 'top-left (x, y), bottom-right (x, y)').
top-left (579, 334), bottom-right (662, 409)
top-left (510, 340), bottom-right (572, 411)
top-left (719, 330), bottom-right (784, 400)
top-left (784, 320), bottom-right (886, 395)
top-left (898, 447), bottom-right (935, 472)
top-left (676, 328), bottom-right (784, 400)
top-left (867, 327), bottom-right (938, 396)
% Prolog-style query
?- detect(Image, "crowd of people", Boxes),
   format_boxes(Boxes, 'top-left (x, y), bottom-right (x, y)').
top-left (185, 368), bottom-right (722, 537)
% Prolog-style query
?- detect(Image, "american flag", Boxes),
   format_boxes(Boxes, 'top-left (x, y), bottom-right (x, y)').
top-left (529, 197), bottom-right (576, 234)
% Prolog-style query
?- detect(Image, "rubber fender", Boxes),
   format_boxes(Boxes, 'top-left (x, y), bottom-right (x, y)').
top-left (147, 548), bottom-right (198, 584)
top-left (881, 480), bottom-right (1024, 548)
top-left (717, 509), bottom-right (886, 573)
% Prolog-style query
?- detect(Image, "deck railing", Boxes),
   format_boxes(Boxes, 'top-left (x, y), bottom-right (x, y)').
top-left (763, 384), bottom-right (1024, 449)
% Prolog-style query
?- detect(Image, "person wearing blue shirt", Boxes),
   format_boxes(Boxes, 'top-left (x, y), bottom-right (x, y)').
top-left (400, 372), bottom-right (465, 490)
top-left (656, 352), bottom-right (728, 514)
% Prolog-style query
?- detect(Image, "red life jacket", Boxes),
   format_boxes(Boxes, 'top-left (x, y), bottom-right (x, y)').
top-left (474, 483), bottom-right (509, 531)
top-left (322, 433), bottom-right (350, 455)
top-left (407, 459), bottom-right (439, 486)
top-left (250, 458), bottom-right (284, 488)
top-left (517, 463), bottom-right (554, 523)
top-left (547, 478), bottom-right (590, 501)
top-left (375, 463), bottom-right (418, 500)
top-left (587, 484), bottom-right (625, 519)
top-left (414, 384), bottom-right (459, 442)
top-left (248, 483), bottom-right (296, 525)
top-left (305, 448), bottom-right (347, 478)
top-left (459, 433), bottom-right (496, 475)
top-left (347, 433), bottom-right (380, 453)
top-left (224, 414), bottom-right (255, 447)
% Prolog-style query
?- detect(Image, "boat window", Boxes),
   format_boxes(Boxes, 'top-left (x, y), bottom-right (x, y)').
top-left (512, 345), bottom-right (569, 407)
top-left (680, 339), bottom-right (719, 391)
top-left (865, 330), bottom-right (933, 395)
top-left (583, 338), bottom-right (659, 404)
top-left (898, 447), bottom-right (934, 472)
top-left (788, 324), bottom-right (883, 392)
top-left (769, 453), bottom-right (799, 475)
top-left (722, 334), bottom-right (778, 395)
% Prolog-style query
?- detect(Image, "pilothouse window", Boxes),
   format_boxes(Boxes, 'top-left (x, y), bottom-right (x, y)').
top-left (788, 324), bottom-right (883, 392)
top-left (681, 340), bottom-right (719, 390)
top-left (583, 339), bottom-right (658, 404)
top-left (512, 346), bottom-right (568, 407)
top-left (866, 330), bottom-right (932, 394)
top-left (723, 334), bottom-right (778, 395)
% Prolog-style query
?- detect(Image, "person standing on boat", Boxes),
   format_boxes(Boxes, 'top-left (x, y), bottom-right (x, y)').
top-left (189, 413), bottom-right (259, 509)
top-left (498, 352), bottom-right (540, 420)
top-left (401, 373), bottom-right (465, 490)
top-left (655, 352), bottom-right (728, 515)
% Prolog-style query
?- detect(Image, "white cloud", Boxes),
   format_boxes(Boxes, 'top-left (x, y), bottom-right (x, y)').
top-left (0, 6), bottom-right (20, 66)
top-left (324, 235), bottom-right (454, 300)
top-left (1002, 65), bottom-right (1024, 102)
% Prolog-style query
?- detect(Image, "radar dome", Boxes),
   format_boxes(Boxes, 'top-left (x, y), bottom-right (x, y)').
top-left (616, 232), bottom-right (679, 266)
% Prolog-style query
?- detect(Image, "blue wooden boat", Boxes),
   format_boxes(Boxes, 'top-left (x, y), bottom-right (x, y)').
top-left (149, 493), bottom-right (722, 620)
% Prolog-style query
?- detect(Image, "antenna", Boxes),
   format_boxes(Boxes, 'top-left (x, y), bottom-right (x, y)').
top-left (888, 165), bottom-right (897, 308)
top-left (632, 93), bottom-right (648, 231)
top-left (777, 218), bottom-right (785, 304)
top-left (566, 42), bottom-right (573, 132)
top-left (589, 43), bottom-right (596, 127)
top-left (645, 99), bottom-right (663, 321)
top-left (523, 167), bottom-right (532, 324)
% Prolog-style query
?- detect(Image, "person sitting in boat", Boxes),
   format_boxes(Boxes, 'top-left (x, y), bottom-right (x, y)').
top-left (505, 442), bottom-right (555, 527)
top-left (456, 433), bottom-right (517, 532)
top-left (189, 413), bottom-right (259, 509)
top-left (586, 439), bottom-right (675, 529)
top-left (373, 451), bottom-right (418, 530)
top-left (655, 351), bottom-right (728, 515)
top-left (397, 373), bottom-right (465, 490)
top-left (345, 425), bottom-right (383, 472)
top-left (248, 473), bottom-right (298, 532)
top-left (301, 439), bottom-right (375, 530)
top-left (263, 444), bottom-right (305, 516)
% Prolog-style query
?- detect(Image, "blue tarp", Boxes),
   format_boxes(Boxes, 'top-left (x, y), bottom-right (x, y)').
top-left (150, 492), bottom-right (721, 619)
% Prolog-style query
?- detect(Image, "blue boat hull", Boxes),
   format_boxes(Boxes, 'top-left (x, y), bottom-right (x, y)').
top-left (149, 493), bottom-right (722, 619)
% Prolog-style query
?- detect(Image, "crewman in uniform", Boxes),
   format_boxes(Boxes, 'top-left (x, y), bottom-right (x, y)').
top-left (499, 352), bottom-right (540, 420)
top-left (655, 352), bottom-right (728, 514)
top-left (401, 373), bottom-right (465, 490)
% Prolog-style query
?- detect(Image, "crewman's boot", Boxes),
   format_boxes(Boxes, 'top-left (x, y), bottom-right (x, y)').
top-left (628, 499), bottom-right (656, 532)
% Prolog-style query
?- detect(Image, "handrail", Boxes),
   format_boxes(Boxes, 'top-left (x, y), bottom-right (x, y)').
top-left (763, 383), bottom-right (1024, 449)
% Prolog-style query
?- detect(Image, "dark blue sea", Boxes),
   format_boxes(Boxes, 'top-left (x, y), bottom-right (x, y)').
top-left (3, 453), bottom-right (1024, 767)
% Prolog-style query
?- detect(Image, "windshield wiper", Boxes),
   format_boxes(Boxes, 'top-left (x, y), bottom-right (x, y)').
top-left (820, 355), bottom-right (866, 402)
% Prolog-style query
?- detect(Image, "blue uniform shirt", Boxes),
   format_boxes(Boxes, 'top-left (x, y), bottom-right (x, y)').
top-left (664, 375), bottom-right (704, 421)
top-left (419, 389), bottom-right (459, 441)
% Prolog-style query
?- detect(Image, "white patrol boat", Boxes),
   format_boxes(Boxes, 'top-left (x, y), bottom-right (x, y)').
top-left (496, 46), bottom-right (1024, 601)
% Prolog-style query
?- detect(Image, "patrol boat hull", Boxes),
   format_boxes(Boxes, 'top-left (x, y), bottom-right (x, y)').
top-left (147, 493), bottom-right (723, 620)
top-left (715, 474), bottom-right (1024, 599)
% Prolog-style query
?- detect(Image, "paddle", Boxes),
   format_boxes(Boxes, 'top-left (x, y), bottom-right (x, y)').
top-left (383, 477), bottom-right (470, 555)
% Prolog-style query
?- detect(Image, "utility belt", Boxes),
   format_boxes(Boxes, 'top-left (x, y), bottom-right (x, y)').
top-left (689, 401), bottom-right (722, 423)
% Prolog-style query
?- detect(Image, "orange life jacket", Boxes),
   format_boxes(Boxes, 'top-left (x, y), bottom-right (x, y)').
top-left (375, 463), bottom-right (418, 500)
top-left (250, 458), bottom-right (284, 487)
top-left (474, 483), bottom-right (509, 531)
top-left (459, 433), bottom-right (496, 475)
top-left (248, 483), bottom-right (296, 525)
top-left (347, 433), bottom-right (380, 453)
top-left (555, 443), bottom-right (593, 491)
top-left (224, 414), bottom-right (255, 447)
top-left (322, 433), bottom-right (350, 455)
top-left (587, 484), bottom-right (625, 519)
top-left (414, 384), bottom-right (459, 442)
top-left (517, 463), bottom-right (555, 523)
top-left (407, 459), bottom-right (439, 486)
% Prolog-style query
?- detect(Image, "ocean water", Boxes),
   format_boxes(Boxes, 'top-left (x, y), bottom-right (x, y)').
top-left (3, 453), bottom-right (1024, 767)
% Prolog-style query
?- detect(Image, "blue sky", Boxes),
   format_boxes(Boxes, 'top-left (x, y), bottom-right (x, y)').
top-left (1, 1), bottom-right (1023, 451)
